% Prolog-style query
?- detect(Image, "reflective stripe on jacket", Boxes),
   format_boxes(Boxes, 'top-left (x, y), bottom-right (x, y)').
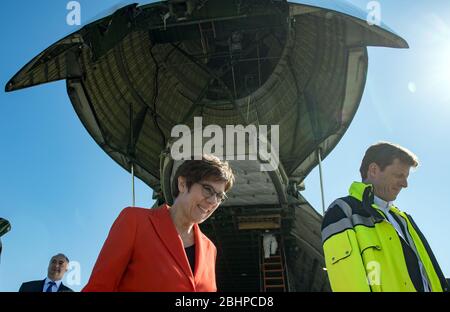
top-left (321, 182), bottom-right (448, 292)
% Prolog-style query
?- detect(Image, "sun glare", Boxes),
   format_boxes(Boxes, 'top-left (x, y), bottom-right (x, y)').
top-left (425, 14), bottom-right (450, 97)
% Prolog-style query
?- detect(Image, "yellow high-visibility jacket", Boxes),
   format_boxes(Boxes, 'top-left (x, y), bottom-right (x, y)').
top-left (321, 182), bottom-right (448, 292)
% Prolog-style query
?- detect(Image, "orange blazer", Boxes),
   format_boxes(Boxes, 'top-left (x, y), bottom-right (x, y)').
top-left (82, 204), bottom-right (217, 292)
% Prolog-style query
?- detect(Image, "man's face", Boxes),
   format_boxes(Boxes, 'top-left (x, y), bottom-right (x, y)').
top-left (47, 255), bottom-right (69, 281)
top-left (368, 158), bottom-right (411, 202)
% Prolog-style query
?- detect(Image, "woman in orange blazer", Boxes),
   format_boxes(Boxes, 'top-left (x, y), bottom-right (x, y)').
top-left (83, 155), bottom-right (234, 292)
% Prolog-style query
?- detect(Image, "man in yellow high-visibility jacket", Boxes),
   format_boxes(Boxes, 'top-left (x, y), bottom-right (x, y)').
top-left (322, 142), bottom-right (448, 292)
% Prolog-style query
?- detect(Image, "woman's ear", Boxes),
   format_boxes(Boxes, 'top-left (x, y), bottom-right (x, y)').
top-left (178, 176), bottom-right (186, 194)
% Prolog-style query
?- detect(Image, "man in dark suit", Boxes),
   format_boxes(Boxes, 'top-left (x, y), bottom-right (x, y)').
top-left (19, 253), bottom-right (74, 292)
top-left (0, 218), bottom-right (11, 261)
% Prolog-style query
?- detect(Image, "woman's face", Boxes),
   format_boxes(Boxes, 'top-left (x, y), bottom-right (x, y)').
top-left (178, 177), bottom-right (227, 224)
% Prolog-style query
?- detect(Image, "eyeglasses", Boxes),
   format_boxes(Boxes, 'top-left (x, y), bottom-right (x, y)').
top-left (198, 183), bottom-right (227, 204)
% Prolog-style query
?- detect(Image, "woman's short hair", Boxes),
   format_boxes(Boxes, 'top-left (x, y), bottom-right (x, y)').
top-left (172, 155), bottom-right (235, 198)
top-left (360, 142), bottom-right (419, 180)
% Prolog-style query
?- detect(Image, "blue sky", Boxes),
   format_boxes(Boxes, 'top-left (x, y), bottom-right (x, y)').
top-left (0, 1), bottom-right (449, 292)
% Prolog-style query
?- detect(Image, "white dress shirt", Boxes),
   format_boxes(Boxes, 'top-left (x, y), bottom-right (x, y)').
top-left (373, 196), bottom-right (405, 240)
top-left (42, 277), bottom-right (62, 292)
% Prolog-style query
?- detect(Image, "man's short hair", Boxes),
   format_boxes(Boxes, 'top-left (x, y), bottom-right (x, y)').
top-left (360, 142), bottom-right (419, 180)
top-left (51, 253), bottom-right (69, 263)
top-left (172, 154), bottom-right (235, 198)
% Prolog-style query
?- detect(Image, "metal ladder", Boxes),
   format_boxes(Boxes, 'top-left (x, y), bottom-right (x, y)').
top-left (261, 236), bottom-right (286, 292)
top-left (198, 21), bottom-right (216, 56)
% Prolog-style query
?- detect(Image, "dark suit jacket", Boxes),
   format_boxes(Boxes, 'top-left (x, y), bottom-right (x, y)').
top-left (19, 279), bottom-right (74, 292)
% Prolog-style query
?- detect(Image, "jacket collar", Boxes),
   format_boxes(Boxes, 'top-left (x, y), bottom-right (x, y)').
top-left (148, 204), bottom-right (208, 282)
top-left (193, 222), bottom-right (208, 279)
top-left (349, 182), bottom-right (406, 218)
top-left (349, 181), bottom-right (370, 202)
top-left (349, 182), bottom-right (385, 222)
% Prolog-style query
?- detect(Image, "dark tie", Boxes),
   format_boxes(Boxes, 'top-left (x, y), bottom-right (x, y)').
top-left (45, 281), bottom-right (56, 292)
